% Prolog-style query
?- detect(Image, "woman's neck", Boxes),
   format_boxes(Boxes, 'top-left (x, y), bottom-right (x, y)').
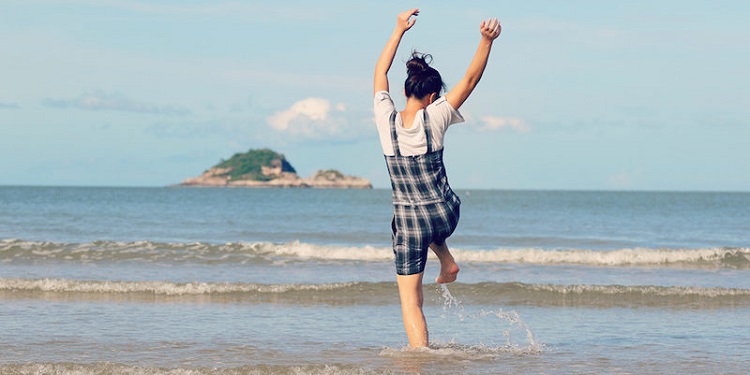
top-left (400, 96), bottom-right (431, 129)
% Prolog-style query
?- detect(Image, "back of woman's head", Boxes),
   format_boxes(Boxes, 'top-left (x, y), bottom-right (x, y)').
top-left (405, 52), bottom-right (445, 100)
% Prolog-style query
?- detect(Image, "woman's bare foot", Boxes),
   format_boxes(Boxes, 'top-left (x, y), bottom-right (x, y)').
top-left (436, 261), bottom-right (459, 284)
top-left (430, 242), bottom-right (460, 284)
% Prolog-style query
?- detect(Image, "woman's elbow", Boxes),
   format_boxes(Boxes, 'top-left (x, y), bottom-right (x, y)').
top-left (464, 74), bottom-right (483, 90)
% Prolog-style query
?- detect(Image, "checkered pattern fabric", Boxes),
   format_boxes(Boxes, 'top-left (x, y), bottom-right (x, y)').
top-left (384, 110), bottom-right (461, 275)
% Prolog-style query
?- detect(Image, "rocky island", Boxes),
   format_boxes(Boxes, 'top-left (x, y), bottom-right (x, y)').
top-left (178, 149), bottom-right (372, 189)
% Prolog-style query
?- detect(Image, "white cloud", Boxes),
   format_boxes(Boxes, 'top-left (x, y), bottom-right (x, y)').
top-left (267, 97), bottom-right (349, 138)
top-left (42, 91), bottom-right (190, 115)
top-left (608, 172), bottom-right (633, 189)
top-left (607, 170), bottom-right (642, 189)
top-left (478, 116), bottom-right (531, 133)
top-left (0, 102), bottom-right (20, 109)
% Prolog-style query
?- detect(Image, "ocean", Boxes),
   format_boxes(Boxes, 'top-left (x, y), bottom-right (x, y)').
top-left (0, 186), bottom-right (748, 374)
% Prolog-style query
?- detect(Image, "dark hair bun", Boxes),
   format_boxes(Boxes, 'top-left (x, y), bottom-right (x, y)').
top-left (406, 52), bottom-right (433, 76)
top-left (404, 51), bottom-right (445, 99)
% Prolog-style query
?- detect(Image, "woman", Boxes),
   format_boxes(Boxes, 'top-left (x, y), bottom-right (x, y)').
top-left (373, 8), bottom-right (501, 348)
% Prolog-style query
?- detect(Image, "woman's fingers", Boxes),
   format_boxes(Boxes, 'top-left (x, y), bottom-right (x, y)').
top-left (400, 8), bottom-right (419, 21)
top-left (398, 8), bottom-right (419, 30)
top-left (480, 18), bottom-right (501, 39)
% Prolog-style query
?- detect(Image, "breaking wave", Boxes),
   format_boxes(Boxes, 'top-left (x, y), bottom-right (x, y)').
top-left (2, 278), bottom-right (748, 308)
top-left (2, 239), bottom-right (748, 269)
top-left (0, 363), bottom-right (393, 375)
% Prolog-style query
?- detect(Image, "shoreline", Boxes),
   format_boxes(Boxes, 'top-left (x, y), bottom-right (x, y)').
top-left (178, 168), bottom-right (373, 189)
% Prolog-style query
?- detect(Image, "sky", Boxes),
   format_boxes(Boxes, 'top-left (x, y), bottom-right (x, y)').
top-left (1, 1), bottom-right (748, 191)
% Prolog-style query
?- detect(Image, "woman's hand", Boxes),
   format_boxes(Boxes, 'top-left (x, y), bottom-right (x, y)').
top-left (479, 18), bottom-right (501, 41)
top-left (445, 17), bottom-right (502, 109)
top-left (374, 9), bottom-right (419, 94)
top-left (396, 8), bottom-right (419, 33)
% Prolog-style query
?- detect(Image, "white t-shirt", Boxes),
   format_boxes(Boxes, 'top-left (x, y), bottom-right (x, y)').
top-left (374, 91), bottom-right (464, 156)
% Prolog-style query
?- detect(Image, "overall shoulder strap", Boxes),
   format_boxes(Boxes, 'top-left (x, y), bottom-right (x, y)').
top-left (422, 110), bottom-right (433, 154)
top-left (389, 111), bottom-right (401, 156)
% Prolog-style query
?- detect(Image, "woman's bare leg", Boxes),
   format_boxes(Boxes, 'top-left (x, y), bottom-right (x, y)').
top-left (430, 242), bottom-right (460, 284)
top-left (396, 272), bottom-right (429, 348)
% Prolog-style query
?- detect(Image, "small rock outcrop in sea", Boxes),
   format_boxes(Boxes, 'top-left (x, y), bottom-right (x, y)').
top-left (179, 148), bottom-right (372, 189)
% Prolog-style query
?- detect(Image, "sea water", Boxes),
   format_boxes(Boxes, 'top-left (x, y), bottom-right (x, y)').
top-left (0, 186), bottom-right (748, 374)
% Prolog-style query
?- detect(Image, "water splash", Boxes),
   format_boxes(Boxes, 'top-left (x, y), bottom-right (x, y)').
top-left (435, 284), bottom-right (542, 354)
top-left (438, 284), bottom-right (465, 321)
top-left (477, 308), bottom-right (541, 352)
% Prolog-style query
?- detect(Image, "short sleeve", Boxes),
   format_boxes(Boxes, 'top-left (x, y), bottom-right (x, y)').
top-left (373, 91), bottom-right (396, 123)
top-left (426, 97), bottom-right (464, 135)
top-left (374, 91), bottom-right (397, 155)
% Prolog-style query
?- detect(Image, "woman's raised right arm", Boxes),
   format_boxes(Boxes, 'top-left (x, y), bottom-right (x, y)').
top-left (373, 8), bottom-right (419, 96)
top-left (445, 18), bottom-right (502, 110)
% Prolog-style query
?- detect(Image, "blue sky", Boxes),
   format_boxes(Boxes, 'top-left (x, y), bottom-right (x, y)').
top-left (1, 1), bottom-right (748, 191)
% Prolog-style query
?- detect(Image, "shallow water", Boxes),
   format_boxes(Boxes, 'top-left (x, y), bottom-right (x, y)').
top-left (1, 187), bottom-right (749, 374)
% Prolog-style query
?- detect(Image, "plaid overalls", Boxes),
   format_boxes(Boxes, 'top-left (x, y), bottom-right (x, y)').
top-left (385, 110), bottom-right (461, 275)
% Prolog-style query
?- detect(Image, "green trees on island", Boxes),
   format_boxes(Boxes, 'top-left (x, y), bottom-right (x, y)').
top-left (180, 148), bottom-right (371, 188)
top-left (214, 148), bottom-right (296, 181)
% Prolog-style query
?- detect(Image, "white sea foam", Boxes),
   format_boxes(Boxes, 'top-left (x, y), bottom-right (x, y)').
top-left (379, 339), bottom-right (542, 360)
top-left (3, 278), bottom-right (747, 305)
top-left (451, 246), bottom-right (750, 267)
top-left (0, 278), bottom-right (357, 296)
top-left (0, 363), bottom-right (390, 375)
top-left (259, 241), bottom-right (391, 261)
top-left (1, 238), bottom-right (748, 268)
top-left (525, 283), bottom-right (750, 298)
top-left (244, 243), bottom-right (750, 268)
